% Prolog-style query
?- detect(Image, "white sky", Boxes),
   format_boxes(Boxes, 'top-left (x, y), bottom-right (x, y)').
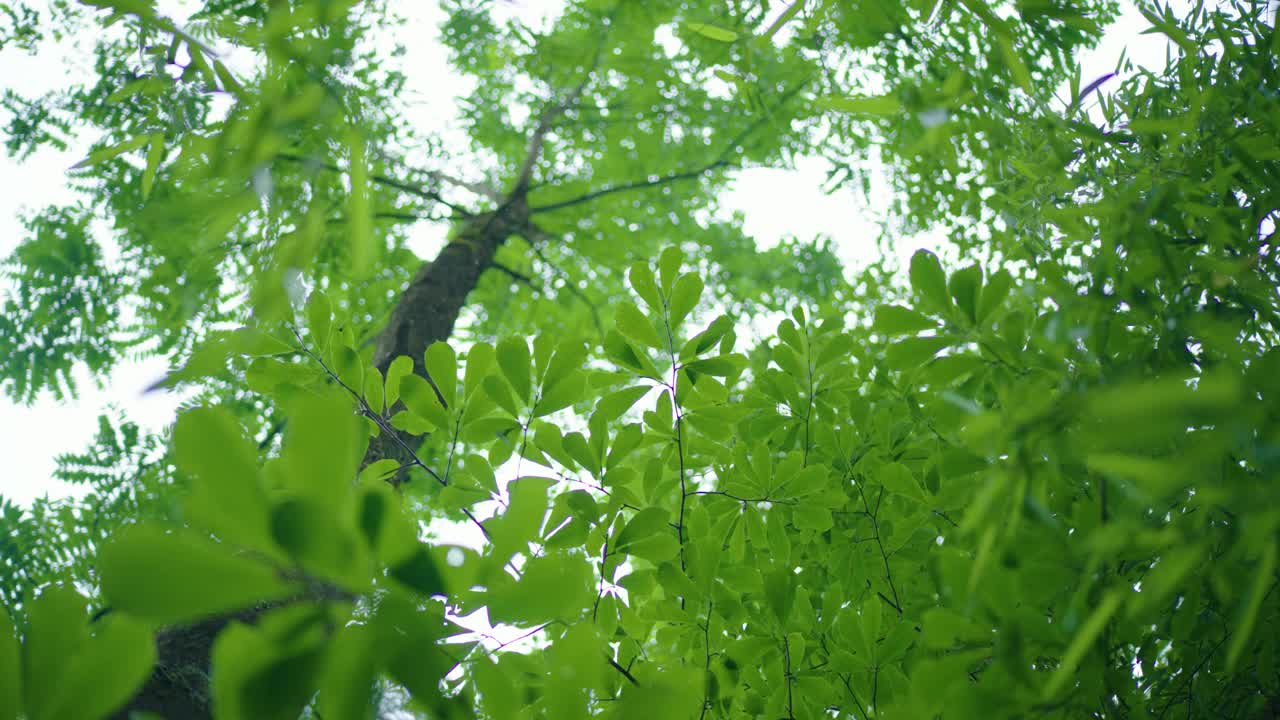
top-left (0, 1), bottom-right (1184, 507)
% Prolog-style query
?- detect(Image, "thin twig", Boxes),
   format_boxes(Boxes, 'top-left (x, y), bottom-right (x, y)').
top-left (687, 490), bottom-right (797, 505)
top-left (607, 655), bottom-right (641, 686)
top-left (276, 152), bottom-right (472, 216)
top-left (490, 261), bottom-right (538, 288)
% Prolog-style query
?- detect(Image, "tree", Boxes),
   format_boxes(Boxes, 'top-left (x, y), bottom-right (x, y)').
top-left (2, 0), bottom-right (1278, 719)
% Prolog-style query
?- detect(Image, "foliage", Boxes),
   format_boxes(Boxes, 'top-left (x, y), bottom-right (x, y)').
top-left (1, 0), bottom-right (1279, 719)
top-left (0, 412), bottom-right (171, 609)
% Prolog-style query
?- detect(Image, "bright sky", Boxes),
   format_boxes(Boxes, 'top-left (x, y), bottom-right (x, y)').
top-left (0, 1), bottom-right (1183, 507)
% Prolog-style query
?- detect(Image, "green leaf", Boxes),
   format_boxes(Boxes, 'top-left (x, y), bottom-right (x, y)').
top-left (613, 672), bottom-right (701, 720)
top-left (212, 622), bottom-right (325, 720)
top-left (616, 302), bottom-right (666, 350)
top-left (70, 134), bottom-right (150, 169)
top-left (464, 341), bottom-right (496, 400)
top-left (885, 336), bottom-right (951, 369)
top-left (270, 497), bottom-right (360, 582)
top-left (616, 507), bottom-right (671, 552)
top-left (317, 624), bottom-right (378, 720)
top-left (595, 385), bottom-right (650, 423)
top-left (1086, 453), bottom-right (1186, 499)
top-left (1138, 6), bottom-right (1199, 54)
top-left (873, 304), bottom-right (938, 335)
top-left (140, 133), bottom-right (164, 200)
top-left (22, 585), bottom-right (87, 720)
top-left (667, 273), bottom-right (703, 330)
top-left (106, 76), bottom-right (165, 103)
top-left (490, 478), bottom-right (553, 560)
top-left (681, 315), bottom-right (733, 360)
top-left (1043, 589), bottom-right (1124, 698)
top-left (99, 526), bottom-right (297, 625)
top-left (685, 22), bottom-right (738, 42)
top-left (346, 131), bottom-right (374, 277)
top-left (383, 355), bottom-right (412, 408)
top-left (399, 374), bottom-right (447, 430)
top-left (604, 330), bottom-right (654, 377)
top-left (355, 482), bottom-right (418, 566)
top-left (389, 410), bottom-right (434, 435)
top-left (623, 533), bottom-right (681, 564)
top-left (1226, 540), bottom-right (1277, 671)
top-left (474, 659), bottom-right (519, 719)
top-left (507, 553), bottom-right (594, 622)
top-left (536, 370), bottom-right (588, 418)
top-left (213, 59), bottom-right (242, 94)
top-left (424, 341), bottom-right (457, 408)
top-left (389, 546), bottom-right (448, 598)
top-left (628, 261), bottom-right (663, 311)
top-left (496, 337), bottom-right (533, 404)
top-left (909, 250), bottom-right (950, 312)
top-left (817, 94), bottom-right (900, 114)
top-left (174, 406), bottom-right (272, 548)
top-left (765, 568), bottom-right (795, 622)
top-left (921, 608), bottom-right (988, 649)
top-left (481, 375), bottom-right (519, 420)
top-left (40, 615), bottom-right (156, 720)
top-left (763, 0), bottom-right (805, 40)
top-left (370, 593), bottom-right (454, 709)
top-left (948, 264), bottom-right (982, 323)
top-left (880, 462), bottom-right (925, 500)
top-left (279, 390), bottom-right (362, 512)
top-left (363, 367), bottom-right (385, 415)
top-left (684, 355), bottom-right (741, 377)
top-left (332, 345), bottom-right (363, 392)
top-left (0, 606), bottom-right (19, 720)
top-left (976, 269), bottom-right (1013, 323)
top-left (1129, 544), bottom-right (1204, 619)
top-left (859, 598), bottom-right (881, 658)
top-left (781, 465), bottom-right (828, 498)
top-left (541, 338), bottom-right (587, 394)
top-left (996, 34), bottom-right (1033, 92)
top-left (658, 246), bottom-right (683, 293)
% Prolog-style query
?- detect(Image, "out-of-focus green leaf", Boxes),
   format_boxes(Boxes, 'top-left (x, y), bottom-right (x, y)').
top-left (173, 406), bottom-right (272, 549)
top-left (99, 526), bottom-right (297, 625)
top-left (685, 22), bottom-right (738, 42)
top-left (817, 94), bottom-right (900, 115)
top-left (0, 605), bottom-right (19, 720)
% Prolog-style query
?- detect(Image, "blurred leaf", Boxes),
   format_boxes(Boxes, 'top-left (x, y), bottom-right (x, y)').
top-left (685, 22), bottom-right (738, 42)
top-left (70, 134), bottom-right (149, 169)
top-left (173, 407), bottom-right (272, 549)
top-left (817, 94), bottom-right (900, 114)
top-left (0, 606), bottom-right (19, 720)
top-left (99, 526), bottom-right (297, 625)
top-left (909, 250), bottom-right (950, 312)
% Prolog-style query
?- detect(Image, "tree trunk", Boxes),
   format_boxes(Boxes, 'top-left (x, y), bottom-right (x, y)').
top-left (113, 193), bottom-right (530, 720)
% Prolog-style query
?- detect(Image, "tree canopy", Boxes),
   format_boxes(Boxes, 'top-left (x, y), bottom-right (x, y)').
top-left (2, 0), bottom-right (1279, 719)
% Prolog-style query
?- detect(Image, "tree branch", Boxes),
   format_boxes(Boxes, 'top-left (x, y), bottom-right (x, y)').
top-left (276, 151), bottom-right (473, 216)
top-left (529, 161), bottom-right (731, 215)
top-left (511, 9), bottom-right (615, 192)
top-left (529, 79), bottom-right (809, 215)
top-left (607, 655), bottom-right (641, 686)
top-left (489, 260), bottom-right (538, 288)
